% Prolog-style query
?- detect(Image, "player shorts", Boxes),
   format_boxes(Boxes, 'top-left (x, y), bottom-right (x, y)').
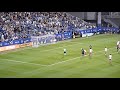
top-left (117, 45), bottom-right (119, 49)
top-left (64, 51), bottom-right (66, 53)
top-left (89, 52), bottom-right (92, 54)
top-left (109, 59), bottom-right (112, 60)
top-left (82, 51), bottom-right (84, 55)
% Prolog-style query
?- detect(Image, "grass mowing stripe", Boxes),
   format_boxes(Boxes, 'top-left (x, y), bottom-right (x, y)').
top-left (31, 48), bottom-right (119, 77)
top-left (19, 49), bottom-right (118, 77)
top-left (16, 47), bottom-right (116, 76)
top-left (0, 47), bottom-right (115, 67)
top-left (0, 59), bottom-right (48, 66)
top-left (48, 47), bottom-right (116, 66)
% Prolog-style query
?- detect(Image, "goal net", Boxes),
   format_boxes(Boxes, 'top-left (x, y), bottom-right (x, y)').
top-left (31, 34), bottom-right (57, 47)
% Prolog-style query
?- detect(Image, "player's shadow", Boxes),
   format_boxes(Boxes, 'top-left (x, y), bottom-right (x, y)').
top-left (80, 55), bottom-right (84, 60)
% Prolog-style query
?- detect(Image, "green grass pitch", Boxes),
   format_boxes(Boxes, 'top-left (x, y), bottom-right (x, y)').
top-left (0, 34), bottom-right (120, 78)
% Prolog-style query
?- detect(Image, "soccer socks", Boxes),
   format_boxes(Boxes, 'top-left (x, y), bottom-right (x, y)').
top-left (64, 53), bottom-right (66, 55)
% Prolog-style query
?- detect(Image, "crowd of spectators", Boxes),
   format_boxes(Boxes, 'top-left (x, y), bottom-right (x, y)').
top-left (0, 12), bottom-right (96, 42)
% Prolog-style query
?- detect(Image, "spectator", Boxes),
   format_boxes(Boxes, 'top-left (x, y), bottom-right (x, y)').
top-left (0, 12), bottom-right (96, 43)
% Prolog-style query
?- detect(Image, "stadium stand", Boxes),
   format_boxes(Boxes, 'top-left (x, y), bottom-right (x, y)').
top-left (102, 12), bottom-right (120, 28)
top-left (0, 12), bottom-right (96, 43)
top-left (105, 18), bottom-right (120, 28)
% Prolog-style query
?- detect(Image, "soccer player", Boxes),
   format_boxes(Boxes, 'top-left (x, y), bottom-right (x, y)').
top-left (104, 47), bottom-right (108, 56)
top-left (108, 54), bottom-right (112, 64)
top-left (118, 44), bottom-right (120, 53)
top-left (89, 48), bottom-right (93, 57)
top-left (84, 49), bottom-right (87, 56)
top-left (81, 48), bottom-right (84, 56)
top-left (117, 41), bottom-right (119, 52)
top-left (64, 48), bottom-right (67, 55)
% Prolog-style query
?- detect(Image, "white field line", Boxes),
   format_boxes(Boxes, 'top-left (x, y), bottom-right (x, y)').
top-left (0, 39), bottom-right (73, 55)
top-left (0, 40), bottom-right (84, 55)
top-left (39, 43), bottom-right (84, 52)
top-left (17, 47), bottom-right (118, 75)
top-left (0, 59), bottom-right (48, 66)
top-left (0, 47), bottom-right (116, 67)
top-left (47, 47), bottom-right (116, 66)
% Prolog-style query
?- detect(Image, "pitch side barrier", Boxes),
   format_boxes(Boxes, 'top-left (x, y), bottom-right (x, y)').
top-left (79, 27), bottom-right (119, 34)
top-left (0, 38), bottom-right (31, 47)
top-left (0, 38), bottom-right (32, 52)
top-left (0, 31), bottom-right (73, 51)
top-left (55, 31), bottom-right (73, 41)
top-left (55, 27), bottom-right (119, 40)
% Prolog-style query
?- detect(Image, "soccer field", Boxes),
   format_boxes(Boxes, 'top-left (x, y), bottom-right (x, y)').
top-left (0, 34), bottom-right (120, 78)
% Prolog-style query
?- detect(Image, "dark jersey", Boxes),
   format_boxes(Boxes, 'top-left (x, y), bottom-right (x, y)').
top-left (82, 49), bottom-right (84, 54)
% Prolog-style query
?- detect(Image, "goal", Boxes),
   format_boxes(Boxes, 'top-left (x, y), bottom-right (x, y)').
top-left (31, 34), bottom-right (57, 47)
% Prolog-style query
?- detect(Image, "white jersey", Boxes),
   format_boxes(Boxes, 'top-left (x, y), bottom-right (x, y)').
top-left (117, 41), bottom-right (119, 45)
top-left (89, 49), bottom-right (93, 53)
top-left (64, 49), bottom-right (66, 52)
top-left (109, 55), bottom-right (112, 59)
top-left (105, 48), bottom-right (107, 52)
top-left (84, 50), bottom-right (86, 52)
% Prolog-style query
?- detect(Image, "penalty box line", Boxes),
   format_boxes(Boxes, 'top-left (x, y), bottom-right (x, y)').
top-left (0, 39), bottom-right (84, 55)
top-left (0, 59), bottom-right (48, 66)
top-left (1, 47), bottom-right (116, 67)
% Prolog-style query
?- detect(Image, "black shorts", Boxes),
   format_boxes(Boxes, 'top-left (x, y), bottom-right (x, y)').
top-left (117, 46), bottom-right (119, 49)
top-left (82, 52), bottom-right (84, 55)
top-left (64, 52), bottom-right (66, 53)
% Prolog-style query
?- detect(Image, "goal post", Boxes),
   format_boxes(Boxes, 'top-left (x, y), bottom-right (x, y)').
top-left (31, 34), bottom-right (57, 47)
top-left (31, 36), bottom-right (39, 47)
